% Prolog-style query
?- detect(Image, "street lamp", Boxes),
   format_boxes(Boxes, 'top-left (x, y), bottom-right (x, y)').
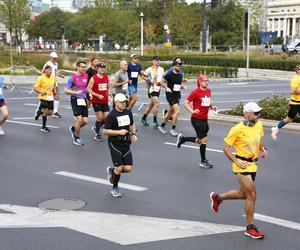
top-left (140, 12), bottom-right (144, 56)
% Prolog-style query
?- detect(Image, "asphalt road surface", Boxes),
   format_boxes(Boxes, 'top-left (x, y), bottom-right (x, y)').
top-left (0, 79), bottom-right (299, 250)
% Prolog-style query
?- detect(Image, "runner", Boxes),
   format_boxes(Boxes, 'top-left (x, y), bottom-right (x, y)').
top-left (34, 52), bottom-right (64, 120)
top-left (33, 65), bottom-right (56, 132)
top-left (158, 59), bottom-right (186, 136)
top-left (87, 63), bottom-right (110, 141)
top-left (140, 56), bottom-right (164, 128)
top-left (64, 61), bottom-right (89, 146)
top-left (103, 93), bottom-right (138, 198)
top-left (86, 57), bottom-right (99, 108)
top-left (0, 76), bottom-right (8, 135)
top-left (210, 102), bottom-right (267, 239)
top-left (127, 54), bottom-right (142, 110)
top-left (271, 64), bottom-right (300, 140)
top-left (176, 75), bottom-right (217, 168)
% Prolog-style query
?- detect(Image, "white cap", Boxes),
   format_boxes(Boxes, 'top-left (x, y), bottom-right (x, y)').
top-left (114, 93), bottom-right (127, 102)
top-left (130, 54), bottom-right (138, 58)
top-left (243, 102), bottom-right (262, 113)
top-left (49, 52), bottom-right (58, 58)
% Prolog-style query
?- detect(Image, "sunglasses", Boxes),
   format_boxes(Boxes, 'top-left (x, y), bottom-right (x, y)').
top-left (96, 64), bottom-right (106, 68)
top-left (254, 111), bottom-right (261, 116)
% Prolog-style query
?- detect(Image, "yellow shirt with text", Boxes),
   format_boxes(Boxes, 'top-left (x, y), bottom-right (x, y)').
top-left (224, 121), bottom-right (264, 173)
top-left (289, 74), bottom-right (300, 105)
top-left (34, 74), bottom-right (56, 101)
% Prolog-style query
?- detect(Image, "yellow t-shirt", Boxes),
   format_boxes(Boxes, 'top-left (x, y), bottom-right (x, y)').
top-left (224, 121), bottom-right (264, 173)
top-left (34, 74), bottom-right (56, 101)
top-left (289, 74), bottom-right (300, 105)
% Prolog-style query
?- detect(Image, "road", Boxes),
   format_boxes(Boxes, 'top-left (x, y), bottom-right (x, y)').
top-left (0, 79), bottom-right (299, 250)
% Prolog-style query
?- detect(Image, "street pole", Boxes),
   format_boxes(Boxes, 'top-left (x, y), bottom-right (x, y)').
top-left (61, 25), bottom-right (65, 57)
top-left (140, 12), bottom-right (144, 56)
top-left (246, 7), bottom-right (250, 78)
top-left (202, 0), bottom-right (207, 53)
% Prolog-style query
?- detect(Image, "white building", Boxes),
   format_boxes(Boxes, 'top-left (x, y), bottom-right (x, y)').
top-left (266, 0), bottom-right (300, 42)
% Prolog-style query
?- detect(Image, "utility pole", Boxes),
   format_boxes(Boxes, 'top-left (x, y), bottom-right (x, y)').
top-left (202, 0), bottom-right (207, 53)
top-left (246, 7), bottom-right (250, 78)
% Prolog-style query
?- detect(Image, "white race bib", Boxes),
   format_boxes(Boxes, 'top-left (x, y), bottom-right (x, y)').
top-left (117, 115), bottom-right (130, 127)
top-left (173, 84), bottom-right (181, 91)
top-left (98, 83), bottom-right (107, 91)
top-left (77, 98), bottom-right (86, 106)
top-left (154, 85), bottom-right (160, 92)
top-left (46, 95), bottom-right (54, 101)
top-left (122, 83), bottom-right (128, 91)
top-left (201, 96), bottom-right (211, 107)
top-left (131, 72), bottom-right (138, 78)
top-left (0, 88), bottom-right (2, 96)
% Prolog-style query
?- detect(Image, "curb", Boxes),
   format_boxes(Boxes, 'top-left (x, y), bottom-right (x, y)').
top-left (208, 111), bottom-right (300, 132)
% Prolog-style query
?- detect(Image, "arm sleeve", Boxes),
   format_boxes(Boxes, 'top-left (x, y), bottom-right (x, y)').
top-left (129, 111), bottom-right (134, 125)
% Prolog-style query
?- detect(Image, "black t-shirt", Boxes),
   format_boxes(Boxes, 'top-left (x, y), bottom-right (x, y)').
top-left (164, 71), bottom-right (183, 97)
top-left (86, 67), bottom-right (97, 82)
top-left (105, 108), bottom-right (134, 145)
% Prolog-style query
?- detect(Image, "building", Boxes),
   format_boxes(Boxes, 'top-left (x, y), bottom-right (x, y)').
top-left (266, 0), bottom-right (300, 42)
top-left (30, 0), bottom-right (50, 14)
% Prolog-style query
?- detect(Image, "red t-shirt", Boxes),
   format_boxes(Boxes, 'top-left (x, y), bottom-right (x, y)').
top-left (91, 74), bottom-right (109, 104)
top-left (187, 88), bottom-right (211, 120)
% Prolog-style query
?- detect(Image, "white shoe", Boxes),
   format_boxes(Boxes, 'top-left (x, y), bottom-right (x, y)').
top-left (0, 126), bottom-right (5, 135)
top-left (271, 127), bottom-right (278, 140)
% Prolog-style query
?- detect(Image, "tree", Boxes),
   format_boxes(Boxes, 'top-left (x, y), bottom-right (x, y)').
top-left (0, 0), bottom-right (31, 46)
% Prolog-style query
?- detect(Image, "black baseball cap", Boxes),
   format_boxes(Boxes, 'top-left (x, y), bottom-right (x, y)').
top-left (152, 56), bottom-right (160, 61)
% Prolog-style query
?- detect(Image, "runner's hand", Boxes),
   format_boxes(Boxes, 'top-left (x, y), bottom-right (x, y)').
top-left (166, 87), bottom-right (172, 93)
top-left (119, 129), bottom-right (128, 135)
top-left (75, 90), bottom-right (83, 95)
top-left (261, 148), bottom-right (267, 158)
top-left (131, 134), bottom-right (138, 143)
top-left (234, 159), bottom-right (250, 169)
top-left (192, 109), bottom-right (200, 114)
top-left (98, 94), bottom-right (104, 100)
top-left (211, 105), bottom-right (217, 111)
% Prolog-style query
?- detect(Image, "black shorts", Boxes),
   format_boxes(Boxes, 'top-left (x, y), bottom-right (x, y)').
top-left (166, 92), bottom-right (180, 106)
top-left (108, 142), bottom-right (133, 167)
top-left (236, 172), bottom-right (256, 181)
top-left (191, 117), bottom-right (209, 139)
top-left (288, 104), bottom-right (300, 119)
top-left (70, 96), bottom-right (88, 117)
top-left (40, 100), bottom-right (54, 110)
top-left (148, 92), bottom-right (160, 98)
top-left (92, 103), bottom-right (110, 113)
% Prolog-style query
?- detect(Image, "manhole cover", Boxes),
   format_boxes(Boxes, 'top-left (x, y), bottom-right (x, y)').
top-left (38, 198), bottom-right (86, 212)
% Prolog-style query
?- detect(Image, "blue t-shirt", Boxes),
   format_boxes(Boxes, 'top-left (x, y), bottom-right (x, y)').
top-left (0, 76), bottom-right (4, 100)
top-left (166, 67), bottom-right (183, 76)
top-left (127, 63), bottom-right (142, 88)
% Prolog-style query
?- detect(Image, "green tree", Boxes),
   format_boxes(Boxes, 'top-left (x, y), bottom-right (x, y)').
top-left (0, 0), bottom-right (31, 46)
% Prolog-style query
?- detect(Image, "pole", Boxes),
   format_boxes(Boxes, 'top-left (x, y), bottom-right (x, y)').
top-left (202, 0), bottom-right (207, 52)
top-left (61, 25), bottom-right (65, 57)
top-left (246, 7), bottom-right (250, 78)
top-left (140, 12), bottom-right (144, 56)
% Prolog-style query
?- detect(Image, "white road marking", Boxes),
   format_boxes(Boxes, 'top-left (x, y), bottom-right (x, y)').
top-left (6, 97), bottom-right (36, 100)
top-left (0, 204), bottom-right (244, 245)
top-left (251, 213), bottom-right (300, 231)
top-left (226, 82), bottom-right (249, 86)
top-left (12, 117), bottom-right (35, 120)
top-left (54, 171), bottom-right (147, 192)
top-left (164, 142), bottom-right (223, 153)
top-left (6, 120), bottom-right (59, 128)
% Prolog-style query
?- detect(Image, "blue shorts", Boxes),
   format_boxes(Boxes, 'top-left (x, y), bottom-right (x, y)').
top-left (128, 85), bottom-right (137, 96)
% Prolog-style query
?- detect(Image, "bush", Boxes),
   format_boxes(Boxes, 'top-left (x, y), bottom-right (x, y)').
top-left (223, 95), bottom-right (300, 122)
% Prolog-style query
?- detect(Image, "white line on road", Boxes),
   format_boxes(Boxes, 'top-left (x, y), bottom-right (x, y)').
top-left (6, 97), bottom-right (36, 100)
top-left (12, 117), bottom-right (36, 120)
top-left (250, 213), bottom-right (300, 231)
top-left (6, 120), bottom-right (59, 128)
top-left (164, 142), bottom-right (223, 153)
top-left (54, 171), bottom-right (147, 192)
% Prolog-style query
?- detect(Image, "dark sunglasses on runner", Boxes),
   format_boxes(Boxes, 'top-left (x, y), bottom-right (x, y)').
top-left (254, 111), bottom-right (261, 116)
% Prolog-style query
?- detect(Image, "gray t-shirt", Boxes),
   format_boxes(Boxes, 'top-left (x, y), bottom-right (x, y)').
top-left (114, 70), bottom-right (128, 94)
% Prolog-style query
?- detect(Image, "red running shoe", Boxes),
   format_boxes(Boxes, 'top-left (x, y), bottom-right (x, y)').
top-left (210, 192), bottom-right (221, 213)
top-left (244, 226), bottom-right (265, 239)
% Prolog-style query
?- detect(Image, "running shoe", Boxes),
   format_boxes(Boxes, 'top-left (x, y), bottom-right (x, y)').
top-left (244, 225), bottom-right (265, 239)
top-left (209, 192), bottom-right (222, 213)
top-left (153, 121), bottom-right (159, 129)
top-left (176, 133), bottom-right (184, 148)
top-left (94, 134), bottom-right (103, 141)
top-left (271, 127), bottom-right (279, 140)
top-left (69, 126), bottom-right (75, 140)
top-left (0, 126), bottom-right (5, 135)
top-left (111, 187), bottom-right (122, 198)
top-left (73, 137), bottom-right (84, 146)
top-left (170, 128), bottom-right (178, 136)
top-left (158, 125), bottom-right (167, 134)
top-left (53, 112), bottom-right (62, 118)
top-left (140, 118), bottom-right (149, 126)
top-left (41, 126), bottom-right (50, 133)
top-left (199, 160), bottom-right (213, 169)
top-left (106, 167), bottom-right (113, 184)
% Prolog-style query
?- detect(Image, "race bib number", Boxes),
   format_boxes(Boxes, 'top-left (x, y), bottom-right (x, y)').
top-left (201, 96), bottom-right (211, 107)
top-left (77, 98), bottom-right (86, 106)
top-left (0, 88), bottom-right (2, 95)
top-left (117, 115), bottom-right (130, 127)
top-left (173, 84), bottom-right (181, 91)
top-left (131, 72), bottom-right (138, 78)
top-left (122, 83), bottom-right (128, 91)
top-left (46, 95), bottom-right (54, 101)
top-left (154, 85), bottom-right (160, 92)
top-left (98, 83), bottom-right (107, 91)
